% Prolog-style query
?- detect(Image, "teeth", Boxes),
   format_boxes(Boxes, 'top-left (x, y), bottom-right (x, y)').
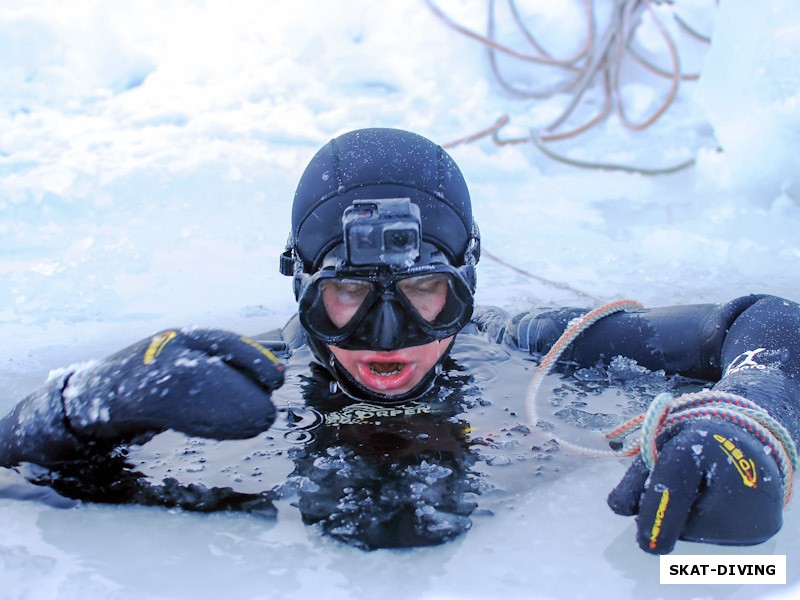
top-left (369, 362), bottom-right (403, 376)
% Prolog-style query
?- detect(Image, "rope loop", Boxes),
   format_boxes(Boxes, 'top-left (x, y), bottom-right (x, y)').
top-left (525, 300), bottom-right (798, 506)
top-left (632, 391), bottom-right (798, 506)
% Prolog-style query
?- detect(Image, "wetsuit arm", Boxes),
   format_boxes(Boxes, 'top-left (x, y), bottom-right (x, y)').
top-left (0, 329), bottom-right (285, 469)
top-left (510, 295), bottom-right (800, 436)
top-left (588, 295), bottom-right (800, 552)
top-left (250, 313), bottom-right (306, 357)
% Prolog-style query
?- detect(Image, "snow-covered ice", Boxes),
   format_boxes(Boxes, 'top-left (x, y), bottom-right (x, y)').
top-left (1, 0), bottom-right (799, 598)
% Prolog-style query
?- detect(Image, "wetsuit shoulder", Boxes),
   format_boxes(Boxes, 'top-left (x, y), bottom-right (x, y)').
top-left (250, 314), bottom-right (306, 358)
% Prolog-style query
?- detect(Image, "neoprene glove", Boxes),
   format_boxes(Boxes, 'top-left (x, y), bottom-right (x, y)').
top-left (607, 419), bottom-right (784, 554)
top-left (60, 328), bottom-right (285, 444)
top-left (0, 328), bottom-right (284, 470)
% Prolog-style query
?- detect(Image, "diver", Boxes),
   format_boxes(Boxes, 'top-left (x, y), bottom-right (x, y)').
top-left (0, 128), bottom-right (798, 554)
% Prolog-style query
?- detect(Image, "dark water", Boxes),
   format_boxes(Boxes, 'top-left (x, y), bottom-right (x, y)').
top-left (124, 333), bottom-right (705, 548)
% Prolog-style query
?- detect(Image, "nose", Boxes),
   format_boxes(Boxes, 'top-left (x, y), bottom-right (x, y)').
top-left (370, 296), bottom-right (405, 350)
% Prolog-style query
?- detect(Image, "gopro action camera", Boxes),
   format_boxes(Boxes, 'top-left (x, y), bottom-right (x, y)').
top-left (342, 198), bottom-right (421, 268)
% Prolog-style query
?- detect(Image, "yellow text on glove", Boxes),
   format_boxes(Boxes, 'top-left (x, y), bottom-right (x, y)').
top-left (713, 433), bottom-right (757, 489)
top-left (649, 489), bottom-right (670, 550)
top-left (240, 336), bottom-right (282, 366)
top-left (144, 330), bottom-right (178, 365)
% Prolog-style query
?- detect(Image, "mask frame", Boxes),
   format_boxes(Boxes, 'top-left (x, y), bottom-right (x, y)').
top-left (297, 254), bottom-right (475, 351)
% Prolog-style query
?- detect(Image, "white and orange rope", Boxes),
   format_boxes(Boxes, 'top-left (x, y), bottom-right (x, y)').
top-left (525, 300), bottom-right (798, 505)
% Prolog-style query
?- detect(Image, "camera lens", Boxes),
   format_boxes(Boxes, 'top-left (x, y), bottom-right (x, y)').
top-left (385, 229), bottom-right (416, 251)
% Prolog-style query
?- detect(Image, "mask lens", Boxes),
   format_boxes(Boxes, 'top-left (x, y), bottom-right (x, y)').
top-left (396, 273), bottom-right (451, 323)
top-left (299, 265), bottom-right (474, 348)
top-left (320, 278), bottom-right (374, 328)
top-left (396, 272), bottom-right (471, 330)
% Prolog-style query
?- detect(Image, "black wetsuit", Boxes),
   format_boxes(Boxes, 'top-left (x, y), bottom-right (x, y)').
top-left (1, 294), bottom-right (798, 550)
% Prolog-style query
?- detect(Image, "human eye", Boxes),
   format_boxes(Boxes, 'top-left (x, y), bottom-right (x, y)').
top-left (328, 279), bottom-right (371, 303)
top-left (399, 274), bottom-right (447, 297)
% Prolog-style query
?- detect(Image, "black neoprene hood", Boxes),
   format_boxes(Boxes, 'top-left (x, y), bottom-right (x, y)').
top-left (291, 128), bottom-right (475, 272)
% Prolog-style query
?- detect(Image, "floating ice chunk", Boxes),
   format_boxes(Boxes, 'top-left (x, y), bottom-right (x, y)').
top-left (487, 455), bottom-right (513, 467)
top-left (411, 460), bottom-right (453, 485)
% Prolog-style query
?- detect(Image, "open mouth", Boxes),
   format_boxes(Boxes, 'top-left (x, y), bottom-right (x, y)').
top-left (356, 358), bottom-right (416, 392)
top-left (369, 362), bottom-right (405, 376)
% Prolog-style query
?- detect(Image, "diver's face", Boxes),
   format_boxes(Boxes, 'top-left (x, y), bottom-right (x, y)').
top-left (322, 270), bottom-right (454, 395)
top-left (328, 337), bottom-right (452, 395)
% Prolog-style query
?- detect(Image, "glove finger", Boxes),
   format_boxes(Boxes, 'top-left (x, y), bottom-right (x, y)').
top-left (635, 435), bottom-right (704, 554)
top-left (607, 455), bottom-right (650, 516)
top-left (680, 421), bottom-right (784, 545)
top-left (156, 350), bottom-right (278, 439)
top-left (175, 329), bottom-right (285, 391)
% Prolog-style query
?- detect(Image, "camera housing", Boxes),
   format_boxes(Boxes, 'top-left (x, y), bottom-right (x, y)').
top-left (342, 198), bottom-right (421, 268)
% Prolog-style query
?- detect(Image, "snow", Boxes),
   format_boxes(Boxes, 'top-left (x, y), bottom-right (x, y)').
top-left (1, 0), bottom-right (799, 598)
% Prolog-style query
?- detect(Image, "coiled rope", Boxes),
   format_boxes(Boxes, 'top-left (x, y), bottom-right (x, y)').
top-left (428, 0), bottom-right (713, 174)
top-left (525, 300), bottom-right (798, 506)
